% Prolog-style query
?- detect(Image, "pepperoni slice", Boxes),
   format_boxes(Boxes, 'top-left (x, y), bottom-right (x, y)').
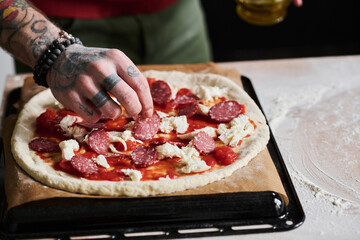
top-left (132, 112), bottom-right (160, 141)
top-left (209, 101), bottom-right (244, 123)
top-left (131, 145), bottom-right (159, 168)
top-left (70, 155), bottom-right (99, 175)
top-left (36, 108), bottom-right (64, 137)
top-left (193, 131), bottom-right (216, 154)
top-left (151, 80), bottom-right (172, 105)
top-left (150, 137), bottom-right (187, 148)
top-left (214, 146), bottom-right (238, 165)
top-left (146, 77), bottom-right (156, 87)
top-left (76, 122), bottom-right (105, 131)
top-left (29, 138), bottom-right (60, 153)
top-left (88, 129), bottom-right (109, 155)
top-left (178, 101), bottom-right (198, 118)
top-left (175, 88), bottom-right (198, 105)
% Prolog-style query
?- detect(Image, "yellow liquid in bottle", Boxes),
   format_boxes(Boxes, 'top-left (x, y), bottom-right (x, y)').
top-left (236, 0), bottom-right (291, 26)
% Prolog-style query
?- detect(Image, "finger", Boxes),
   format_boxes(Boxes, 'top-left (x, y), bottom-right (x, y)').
top-left (108, 50), bottom-right (154, 118)
top-left (62, 94), bottom-right (102, 123)
top-left (79, 75), bottom-right (122, 120)
top-left (123, 65), bottom-right (154, 118)
top-left (102, 73), bottom-right (143, 118)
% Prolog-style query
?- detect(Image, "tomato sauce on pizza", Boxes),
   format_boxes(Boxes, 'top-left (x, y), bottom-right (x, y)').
top-left (28, 77), bottom-right (257, 182)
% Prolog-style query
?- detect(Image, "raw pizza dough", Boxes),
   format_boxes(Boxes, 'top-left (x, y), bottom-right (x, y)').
top-left (11, 71), bottom-right (270, 196)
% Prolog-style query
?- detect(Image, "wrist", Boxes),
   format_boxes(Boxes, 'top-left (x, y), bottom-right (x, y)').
top-left (33, 30), bottom-right (82, 88)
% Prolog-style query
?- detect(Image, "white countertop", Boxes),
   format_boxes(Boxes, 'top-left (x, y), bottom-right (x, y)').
top-left (195, 56), bottom-right (359, 240)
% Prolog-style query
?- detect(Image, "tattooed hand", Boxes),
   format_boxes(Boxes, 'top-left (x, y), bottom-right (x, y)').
top-left (47, 45), bottom-right (154, 122)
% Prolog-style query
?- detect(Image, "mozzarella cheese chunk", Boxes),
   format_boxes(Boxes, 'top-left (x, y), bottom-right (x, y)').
top-left (156, 143), bottom-right (210, 173)
top-left (159, 116), bottom-right (189, 134)
top-left (196, 85), bottom-right (228, 102)
top-left (59, 139), bottom-right (79, 160)
top-left (178, 146), bottom-right (210, 173)
top-left (121, 169), bottom-right (142, 181)
top-left (58, 115), bottom-right (87, 141)
top-left (107, 130), bottom-right (142, 151)
top-left (178, 127), bottom-right (217, 140)
top-left (93, 155), bottom-right (110, 168)
top-left (156, 142), bottom-right (183, 160)
top-left (156, 111), bottom-right (169, 119)
top-left (218, 115), bottom-right (254, 147)
top-left (198, 104), bottom-right (210, 115)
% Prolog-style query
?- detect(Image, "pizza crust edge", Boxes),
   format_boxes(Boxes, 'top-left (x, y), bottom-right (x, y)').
top-left (11, 71), bottom-right (270, 196)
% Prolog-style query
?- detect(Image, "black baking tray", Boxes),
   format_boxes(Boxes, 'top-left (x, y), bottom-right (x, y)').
top-left (0, 76), bottom-right (304, 239)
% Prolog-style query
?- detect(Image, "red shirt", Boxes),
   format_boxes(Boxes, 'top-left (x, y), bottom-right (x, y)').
top-left (30, 0), bottom-right (179, 19)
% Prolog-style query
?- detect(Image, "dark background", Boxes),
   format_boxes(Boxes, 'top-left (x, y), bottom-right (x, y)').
top-left (200, 0), bottom-right (360, 61)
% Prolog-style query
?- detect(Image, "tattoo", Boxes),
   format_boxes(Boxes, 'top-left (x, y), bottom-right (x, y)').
top-left (0, 1), bottom-right (34, 49)
top-left (0, 1), bottom-right (56, 61)
top-left (79, 102), bottom-right (94, 116)
top-left (103, 74), bottom-right (122, 91)
top-left (91, 90), bottom-right (111, 108)
top-left (0, 0), bottom-right (20, 24)
top-left (50, 48), bottom-right (108, 91)
top-left (127, 65), bottom-right (139, 77)
top-left (6, 9), bottom-right (34, 49)
top-left (29, 19), bottom-right (53, 59)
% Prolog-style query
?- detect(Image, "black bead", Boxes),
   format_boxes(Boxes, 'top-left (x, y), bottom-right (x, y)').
top-left (42, 64), bottom-right (50, 71)
top-left (50, 54), bottom-right (57, 61)
top-left (34, 65), bottom-right (41, 71)
top-left (53, 49), bottom-right (61, 56)
top-left (38, 59), bottom-right (44, 65)
top-left (45, 49), bottom-right (52, 55)
top-left (53, 39), bottom-right (59, 46)
top-left (41, 54), bottom-right (47, 60)
top-left (63, 40), bottom-right (71, 47)
top-left (58, 44), bottom-right (65, 52)
top-left (46, 59), bottom-right (54, 66)
top-left (49, 44), bottom-right (56, 50)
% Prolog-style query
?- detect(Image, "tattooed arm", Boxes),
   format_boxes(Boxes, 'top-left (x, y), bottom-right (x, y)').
top-left (0, 0), bottom-right (58, 66)
top-left (0, 0), bottom-right (153, 122)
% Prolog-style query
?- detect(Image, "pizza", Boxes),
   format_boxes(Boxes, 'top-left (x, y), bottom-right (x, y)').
top-left (11, 71), bottom-right (270, 196)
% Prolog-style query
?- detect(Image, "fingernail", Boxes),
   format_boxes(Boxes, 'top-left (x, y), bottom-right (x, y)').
top-left (145, 108), bottom-right (153, 118)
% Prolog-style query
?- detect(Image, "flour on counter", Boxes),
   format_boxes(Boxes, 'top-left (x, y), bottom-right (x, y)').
top-left (266, 84), bottom-right (360, 216)
top-left (267, 84), bottom-right (335, 131)
top-left (290, 170), bottom-right (354, 214)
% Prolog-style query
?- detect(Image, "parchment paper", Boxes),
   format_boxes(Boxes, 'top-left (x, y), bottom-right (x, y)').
top-left (3, 62), bottom-right (287, 209)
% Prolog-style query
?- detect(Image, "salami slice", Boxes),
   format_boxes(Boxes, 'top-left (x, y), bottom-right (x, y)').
top-left (209, 101), bottom-right (244, 123)
top-left (70, 155), bottom-right (99, 175)
top-left (132, 112), bottom-right (160, 141)
top-left (193, 131), bottom-right (216, 154)
top-left (150, 137), bottom-right (187, 148)
top-left (175, 88), bottom-right (198, 105)
top-left (76, 122), bottom-right (105, 131)
top-left (88, 129), bottom-right (110, 155)
top-left (131, 145), bottom-right (159, 168)
top-left (178, 101), bottom-right (198, 118)
top-left (151, 80), bottom-right (172, 105)
top-left (29, 138), bottom-right (60, 153)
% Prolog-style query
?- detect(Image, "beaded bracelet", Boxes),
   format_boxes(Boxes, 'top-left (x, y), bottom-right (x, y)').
top-left (33, 30), bottom-right (83, 88)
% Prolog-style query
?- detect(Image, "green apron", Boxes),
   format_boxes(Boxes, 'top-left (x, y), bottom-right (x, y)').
top-left (16, 0), bottom-right (212, 73)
